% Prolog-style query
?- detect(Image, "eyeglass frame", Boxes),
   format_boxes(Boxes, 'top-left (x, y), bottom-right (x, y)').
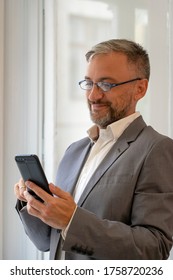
top-left (78, 77), bottom-right (142, 93)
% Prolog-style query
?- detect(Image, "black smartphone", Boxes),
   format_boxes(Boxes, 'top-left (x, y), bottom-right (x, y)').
top-left (15, 154), bottom-right (52, 201)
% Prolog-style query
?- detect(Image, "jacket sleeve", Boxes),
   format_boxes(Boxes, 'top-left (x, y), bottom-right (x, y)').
top-left (16, 200), bottom-right (51, 252)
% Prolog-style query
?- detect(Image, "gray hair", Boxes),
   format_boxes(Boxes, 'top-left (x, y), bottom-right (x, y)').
top-left (85, 39), bottom-right (150, 80)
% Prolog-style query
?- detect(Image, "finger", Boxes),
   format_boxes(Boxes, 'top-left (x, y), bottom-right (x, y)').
top-left (19, 178), bottom-right (27, 191)
top-left (14, 179), bottom-right (27, 202)
top-left (18, 178), bottom-right (27, 198)
top-left (25, 181), bottom-right (52, 203)
top-left (24, 189), bottom-right (45, 212)
top-left (49, 183), bottom-right (71, 200)
top-left (24, 190), bottom-right (43, 218)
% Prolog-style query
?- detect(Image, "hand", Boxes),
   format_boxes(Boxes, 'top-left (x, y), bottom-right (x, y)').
top-left (23, 181), bottom-right (76, 230)
top-left (14, 178), bottom-right (27, 202)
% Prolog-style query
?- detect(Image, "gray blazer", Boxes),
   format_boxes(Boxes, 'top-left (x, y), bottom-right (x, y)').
top-left (17, 116), bottom-right (173, 259)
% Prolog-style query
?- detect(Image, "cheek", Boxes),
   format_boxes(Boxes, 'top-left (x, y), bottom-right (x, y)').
top-left (109, 95), bottom-right (124, 108)
top-left (110, 92), bottom-right (133, 109)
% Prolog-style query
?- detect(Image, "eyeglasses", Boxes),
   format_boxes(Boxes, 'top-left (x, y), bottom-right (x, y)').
top-left (79, 77), bottom-right (141, 92)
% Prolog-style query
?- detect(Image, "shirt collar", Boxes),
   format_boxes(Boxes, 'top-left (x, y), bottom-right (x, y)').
top-left (87, 112), bottom-right (140, 142)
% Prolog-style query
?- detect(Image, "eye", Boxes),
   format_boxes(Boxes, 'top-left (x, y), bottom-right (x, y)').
top-left (79, 80), bottom-right (93, 90)
top-left (99, 82), bottom-right (111, 92)
top-left (82, 80), bottom-right (93, 90)
top-left (85, 80), bottom-right (93, 87)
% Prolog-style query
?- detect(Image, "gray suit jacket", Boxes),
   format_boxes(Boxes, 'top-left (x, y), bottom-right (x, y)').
top-left (17, 116), bottom-right (173, 259)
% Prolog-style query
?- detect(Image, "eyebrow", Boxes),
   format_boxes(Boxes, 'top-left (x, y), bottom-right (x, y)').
top-left (84, 76), bottom-right (116, 82)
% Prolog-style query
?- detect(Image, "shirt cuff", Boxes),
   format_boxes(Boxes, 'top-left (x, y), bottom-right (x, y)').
top-left (61, 205), bottom-right (78, 240)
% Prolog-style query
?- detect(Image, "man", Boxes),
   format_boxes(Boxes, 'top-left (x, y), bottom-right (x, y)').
top-left (14, 39), bottom-right (173, 259)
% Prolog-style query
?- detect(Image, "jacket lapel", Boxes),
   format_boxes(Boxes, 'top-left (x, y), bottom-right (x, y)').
top-left (63, 141), bottom-right (93, 195)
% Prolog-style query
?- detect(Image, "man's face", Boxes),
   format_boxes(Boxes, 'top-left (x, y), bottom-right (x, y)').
top-left (85, 52), bottom-right (143, 128)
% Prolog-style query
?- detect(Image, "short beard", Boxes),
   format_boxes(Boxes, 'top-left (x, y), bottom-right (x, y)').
top-left (88, 102), bottom-right (131, 128)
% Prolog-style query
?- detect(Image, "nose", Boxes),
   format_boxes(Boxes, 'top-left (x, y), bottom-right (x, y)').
top-left (87, 84), bottom-right (104, 102)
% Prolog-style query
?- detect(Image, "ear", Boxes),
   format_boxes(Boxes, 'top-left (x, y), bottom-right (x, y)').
top-left (134, 79), bottom-right (148, 101)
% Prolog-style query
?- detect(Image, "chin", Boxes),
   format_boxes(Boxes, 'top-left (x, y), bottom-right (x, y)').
top-left (91, 114), bottom-right (116, 128)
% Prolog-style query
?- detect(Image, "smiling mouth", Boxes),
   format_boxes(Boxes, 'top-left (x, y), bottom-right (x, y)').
top-left (90, 103), bottom-right (110, 111)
